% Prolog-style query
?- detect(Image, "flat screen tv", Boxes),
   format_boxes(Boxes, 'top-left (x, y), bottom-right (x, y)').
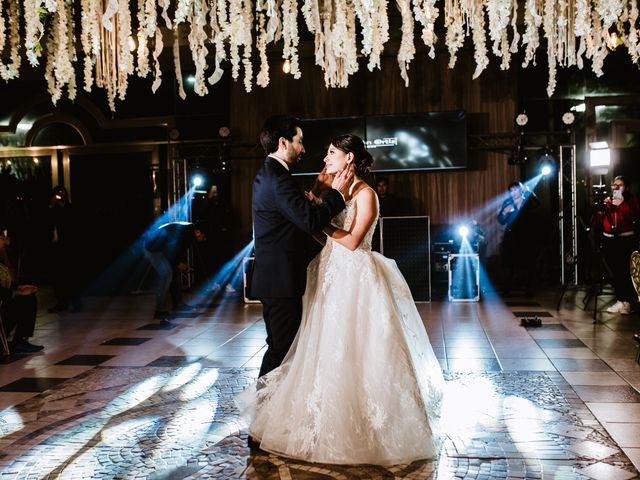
top-left (293, 111), bottom-right (467, 175)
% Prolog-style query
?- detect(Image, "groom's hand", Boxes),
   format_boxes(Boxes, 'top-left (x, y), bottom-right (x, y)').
top-left (311, 165), bottom-right (333, 197)
top-left (331, 164), bottom-right (355, 200)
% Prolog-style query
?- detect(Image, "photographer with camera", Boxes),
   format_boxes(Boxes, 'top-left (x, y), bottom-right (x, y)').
top-left (598, 176), bottom-right (640, 315)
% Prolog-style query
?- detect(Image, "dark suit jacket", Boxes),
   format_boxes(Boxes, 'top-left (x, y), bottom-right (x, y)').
top-left (251, 156), bottom-right (345, 298)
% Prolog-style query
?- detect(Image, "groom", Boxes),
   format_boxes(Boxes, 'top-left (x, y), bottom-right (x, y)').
top-left (251, 115), bottom-right (352, 377)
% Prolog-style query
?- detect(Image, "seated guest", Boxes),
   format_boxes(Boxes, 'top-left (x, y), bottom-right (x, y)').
top-left (0, 232), bottom-right (43, 354)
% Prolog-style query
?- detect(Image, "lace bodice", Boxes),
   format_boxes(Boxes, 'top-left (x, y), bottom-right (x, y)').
top-left (330, 191), bottom-right (379, 251)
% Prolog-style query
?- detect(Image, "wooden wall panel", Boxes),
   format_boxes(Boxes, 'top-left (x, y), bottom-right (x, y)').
top-left (229, 49), bottom-right (520, 258)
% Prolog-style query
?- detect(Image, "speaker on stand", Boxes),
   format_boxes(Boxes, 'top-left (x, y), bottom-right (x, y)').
top-left (377, 216), bottom-right (431, 302)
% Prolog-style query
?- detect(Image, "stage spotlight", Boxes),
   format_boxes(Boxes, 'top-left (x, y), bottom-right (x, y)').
top-left (191, 174), bottom-right (204, 188)
top-left (589, 141), bottom-right (610, 175)
top-left (458, 225), bottom-right (469, 238)
top-left (537, 147), bottom-right (556, 176)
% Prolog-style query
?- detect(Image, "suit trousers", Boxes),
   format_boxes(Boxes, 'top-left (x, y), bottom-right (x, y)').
top-left (259, 297), bottom-right (303, 377)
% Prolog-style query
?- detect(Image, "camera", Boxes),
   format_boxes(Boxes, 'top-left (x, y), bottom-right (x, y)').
top-left (592, 185), bottom-right (609, 210)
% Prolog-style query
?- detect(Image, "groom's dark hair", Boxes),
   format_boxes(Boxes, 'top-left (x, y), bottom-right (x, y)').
top-left (260, 115), bottom-right (302, 154)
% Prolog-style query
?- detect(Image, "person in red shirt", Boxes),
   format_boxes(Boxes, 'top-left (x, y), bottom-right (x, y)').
top-left (600, 176), bottom-right (640, 315)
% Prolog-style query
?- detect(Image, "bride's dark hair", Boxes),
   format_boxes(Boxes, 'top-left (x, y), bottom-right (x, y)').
top-left (331, 134), bottom-right (374, 178)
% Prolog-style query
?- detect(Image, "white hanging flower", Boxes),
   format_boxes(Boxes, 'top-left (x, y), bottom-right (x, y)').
top-left (322, 0), bottom-right (358, 88)
top-left (509, 0), bottom-right (520, 54)
top-left (354, 0), bottom-right (389, 71)
top-left (102, 0), bottom-right (118, 31)
top-left (24, 0), bottom-right (45, 66)
top-left (173, 27), bottom-right (187, 99)
top-left (555, 0), bottom-right (568, 66)
top-left (521, 0), bottom-right (542, 68)
top-left (227, 0), bottom-right (243, 81)
top-left (486, 0), bottom-right (511, 58)
top-left (186, 0), bottom-right (210, 95)
top-left (368, 0), bottom-right (389, 71)
top-left (397, 0), bottom-right (415, 86)
top-left (44, 0), bottom-right (57, 13)
top-left (175, 0), bottom-right (193, 25)
top-left (136, 0), bottom-right (157, 77)
top-left (444, 0), bottom-right (466, 69)
top-left (282, 0), bottom-right (301, 78)
top-left (151, 28), bottom-right (163, 92)
top-left (0, 0), bottom-right (22, 80)
top-left (595, 0), bottom-right (624, 26)
top-left (413, 0), bottom-right (438, 59)
top-left (256, 12), bottom-right (270, 87)
top-left (45, 0), bottom-right (76, 105)
top-left (590, 9), bottom-right (608, 77)
top-left (81, 0), bottom-right (101, 92)
top-left (470, 0), bottom-right (488, 79)
top-left (242, 0), bottom-right (254, 91)
top-left (0, 2), bottom-right (6, 58)
top-left (625, 0), bottom-right (639, 64)
top-left (574, 0), bottom-right (591, 36)
top-left (117, 0), bottom-right (134, 100)
top-left (208, 0), bottom-right (228, 86)
top-left (159, 0), bottom-right (172, 28)
top-left (302, 0), bottom-right (320, 35)
top-left (543, 0), bottom-right (557, 96)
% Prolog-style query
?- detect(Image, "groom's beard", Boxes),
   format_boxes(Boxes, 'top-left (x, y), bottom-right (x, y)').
top-left (286, 147), bottom-right (304, 166)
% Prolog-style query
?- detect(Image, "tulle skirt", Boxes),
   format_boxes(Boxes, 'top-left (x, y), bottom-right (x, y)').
top-left (238, 241), bottom-right (445, 465)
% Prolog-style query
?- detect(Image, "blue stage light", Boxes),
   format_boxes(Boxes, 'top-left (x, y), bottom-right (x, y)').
top-left (458, 225), bottom-right (469, 238)
top-left (191, 174), bottom-right (204, 188)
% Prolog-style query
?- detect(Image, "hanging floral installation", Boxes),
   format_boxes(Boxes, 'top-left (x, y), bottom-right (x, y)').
top-left (1, 0), bottom-right (639, 111)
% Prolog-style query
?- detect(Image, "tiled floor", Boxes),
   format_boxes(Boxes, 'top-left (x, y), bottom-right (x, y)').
top-left (0, 287), bottom-right (639, 479)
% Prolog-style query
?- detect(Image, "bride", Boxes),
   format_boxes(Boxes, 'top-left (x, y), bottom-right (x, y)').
top-left (239, 134), bottom-right (445, 466)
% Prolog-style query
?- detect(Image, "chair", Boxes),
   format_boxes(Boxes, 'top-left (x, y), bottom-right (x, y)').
top-left (0, 262), bottom-right (11, 356)
top-left (630, 251), bottom-right (640, 363)
top-left (0, 300), bottom-right (9, 355)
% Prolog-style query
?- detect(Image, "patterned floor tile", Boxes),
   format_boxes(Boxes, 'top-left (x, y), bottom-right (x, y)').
top-left (146, 356), bottom-right (204, 367)
top-left (0, 369), bottom-right (636, 479)
top-left (0, 377), bottom-right (69, 392)
top-left (0, 353), bottom-right (34, 366)
top-left (551, 359), bottom-right (614, 372)
top-left (529, 324), bottom-right (568, 331)
top-left (100, 337), bottom-right (152, 346)
top-left (578, 461), bottom-right (637, 480)
top-left (55, 354), bottom-right (115, 366)
top-left (536, 339), bottom-right (588, 349)
top-left (573, 385), bottom-right (640, 403)
top-left (560, 372), bottom-right (629, 386)
top-left (137, 321), bottom-right (178, 330)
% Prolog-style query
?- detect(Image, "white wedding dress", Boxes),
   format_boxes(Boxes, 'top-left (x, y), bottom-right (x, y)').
top-left (239, 191), bottom-right (445, 465)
